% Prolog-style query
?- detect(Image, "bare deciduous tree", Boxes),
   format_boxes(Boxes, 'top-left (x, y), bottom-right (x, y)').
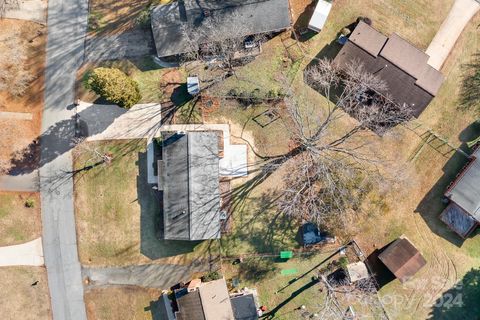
top-left (0, 0), bottom-right (20, 17)
top-left (0, 27), bottom-right (33, 96)
top-left (253, 58), bottom-right (412, 228)
top-left (180, 10), bottom-right (265, 72)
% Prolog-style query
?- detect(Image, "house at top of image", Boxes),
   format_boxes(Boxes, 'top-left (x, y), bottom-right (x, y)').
top-left (150, 0), bottom-right (291, 59)
top-left (440, 144), bottom-right (480, 238)
top-left (158, 131), bottom-right (222, 241)
top-left (333, 21), bottom-right (444, 118)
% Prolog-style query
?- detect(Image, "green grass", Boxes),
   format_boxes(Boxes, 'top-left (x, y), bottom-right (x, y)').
top-left (74, 139), bottom-right (216, 266)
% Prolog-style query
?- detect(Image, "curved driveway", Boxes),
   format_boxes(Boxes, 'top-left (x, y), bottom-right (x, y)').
top-left (41, 0), bottom-right (89, 318)
top-left (426, 0), bottom-right (480, 70)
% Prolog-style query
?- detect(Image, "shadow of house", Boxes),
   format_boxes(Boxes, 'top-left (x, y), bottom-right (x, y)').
top-left (136, 150), bottom-right (200, 260)
top-left (291, 1), bottom-right (317, 42)
top-left (428, 268), bottom-right (480, 320)
top-left (415, 122), bottom-right (480, 246)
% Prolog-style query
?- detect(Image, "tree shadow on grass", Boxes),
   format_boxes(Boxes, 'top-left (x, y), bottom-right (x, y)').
top-left (136, 150), bottom-right (202, 260)
top-left (415, 121), bottom-right (480, 247)
top-left (428, 268), bottom-right (480, 320)
top-left (458, 51), bottom-right (480, 112)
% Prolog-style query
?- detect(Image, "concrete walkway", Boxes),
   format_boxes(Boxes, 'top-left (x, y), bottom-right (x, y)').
top-left (41, 0), bottom-right (89, 317)
top-left (0, 238), bottom-right (44, 266)
top-left (426, 0), bottom-right (480, 70)
top-left (0, 171), bottom-right (39, 192)
top-left (3, 0), bottom-right (47, 24)
top-left (83, 262), bottom-right (210, 289)
top-left (77, 102), bottom-right (162, 140)
top-left (0, 111), bottom-right (33, 120)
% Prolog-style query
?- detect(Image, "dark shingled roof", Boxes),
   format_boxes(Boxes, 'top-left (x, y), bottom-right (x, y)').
top-left (378, 236), bottom-right (426, 283)
top-left (231, 294), bottom-right (258, 320)
top-left (160, 131), bottom-right (221, 240)
top-left (440, 203), bottom-right (478, 238)
top-left (151, 0), bottom-right (291, 57)
top-left (176, 290), bottom-right (206, 320)
top-left (333, 21), bottom-right (444, 117)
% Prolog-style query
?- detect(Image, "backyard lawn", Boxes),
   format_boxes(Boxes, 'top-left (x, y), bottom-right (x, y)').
top-left (73, 139), bottom-right (217, 267)
top-left (0, 266), bottom-right (51, 320)
top-left (0, 192), bottom-right (41, 246)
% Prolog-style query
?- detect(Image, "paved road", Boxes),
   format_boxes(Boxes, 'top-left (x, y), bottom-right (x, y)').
top-left (426, 0), bottom-right (480, 70)
top-left (41, 0), bottom-right (89, 318)
top-left (83, 262), bottom-right (211, 289)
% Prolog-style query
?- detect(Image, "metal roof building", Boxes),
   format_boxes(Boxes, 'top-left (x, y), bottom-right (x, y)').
top-left (378, 236), bottom-right (426, 283)
top-left (441, 145), bottom-right (480, 238)
top-left (308, 0), bottom-right (332, 32)
top-left (333, 21), bottom-right (444, 117)
top-left (158, 131), bottom-right (221, 241)
top-left (150, 0), bottom-right (291, 58)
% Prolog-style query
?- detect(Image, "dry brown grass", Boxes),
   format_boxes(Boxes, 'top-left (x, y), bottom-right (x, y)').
top-left (0, 19), bottom-right (46, 173)
top-left (0, 266), bottom-right (51, 320)
top-left (85, 286), bottom-right (162, 320)
top-left (0, 192), bottom-right (42, 246)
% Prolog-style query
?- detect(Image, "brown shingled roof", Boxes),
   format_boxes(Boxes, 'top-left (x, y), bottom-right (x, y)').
top-left (348, 21), bottom-right (387, 57)
top-left (378, 236), bottom-right (426, 283)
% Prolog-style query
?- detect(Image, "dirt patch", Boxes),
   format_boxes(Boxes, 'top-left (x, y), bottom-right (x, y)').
top-left (0, 266), bottom-right (51, 320)
top-left (85, 286), bottom-right (163, 320)
top-left (0, 19), bottom-right (46, 174)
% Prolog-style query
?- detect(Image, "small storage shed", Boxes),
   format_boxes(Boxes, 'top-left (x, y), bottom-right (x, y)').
top-left (378, 236), bottom-right (426, 283)
top-left (187, 76), bottom-right (200, 95)
top-left (346, 261), bottom-right (369, 283)
top-left (308, 0), bottom-right (333, 32)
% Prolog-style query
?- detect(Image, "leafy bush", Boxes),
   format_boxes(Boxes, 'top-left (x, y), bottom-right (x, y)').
top-left (338, 256), bottom-right (348, 269)
top-left (87, 67), bottom-right (141, 109)
top-left (201, 270), bottom-right (222, 282)
top-left (25, 199), bottom-right (35, 208)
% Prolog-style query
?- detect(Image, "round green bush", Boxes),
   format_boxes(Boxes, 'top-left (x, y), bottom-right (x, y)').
top-left (87, 67), bottom-right (141, 109)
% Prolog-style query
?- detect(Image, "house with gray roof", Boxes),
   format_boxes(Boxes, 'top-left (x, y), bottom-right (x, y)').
top-left (440, 145), bottom-right (480, 238)
top-left (158, 131), bottom-right (221, 240)
top-left (150, 0), bottom-right (291, 58)
top-left (333, 21), bottom-right (444, 117)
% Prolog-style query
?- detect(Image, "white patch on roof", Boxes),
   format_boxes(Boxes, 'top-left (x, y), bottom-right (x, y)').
top-left (308, 0), bottom-right (332, 32)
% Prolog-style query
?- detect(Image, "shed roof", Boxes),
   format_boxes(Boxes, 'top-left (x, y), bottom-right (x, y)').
top-left (346, 261), bottom-right (369, 283)
top-left (151, 0), bottom-right (291, 57)
top-left (308, 0), bottom-right (333, 32)
top-left (231, 294), bottom-right (259, 320)
top-left (161, 131), bottom-right (221, 240)
top-left (445, 146), bottom-right (480, 221)
top-left (378, 236), bottom-right (426, 283)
